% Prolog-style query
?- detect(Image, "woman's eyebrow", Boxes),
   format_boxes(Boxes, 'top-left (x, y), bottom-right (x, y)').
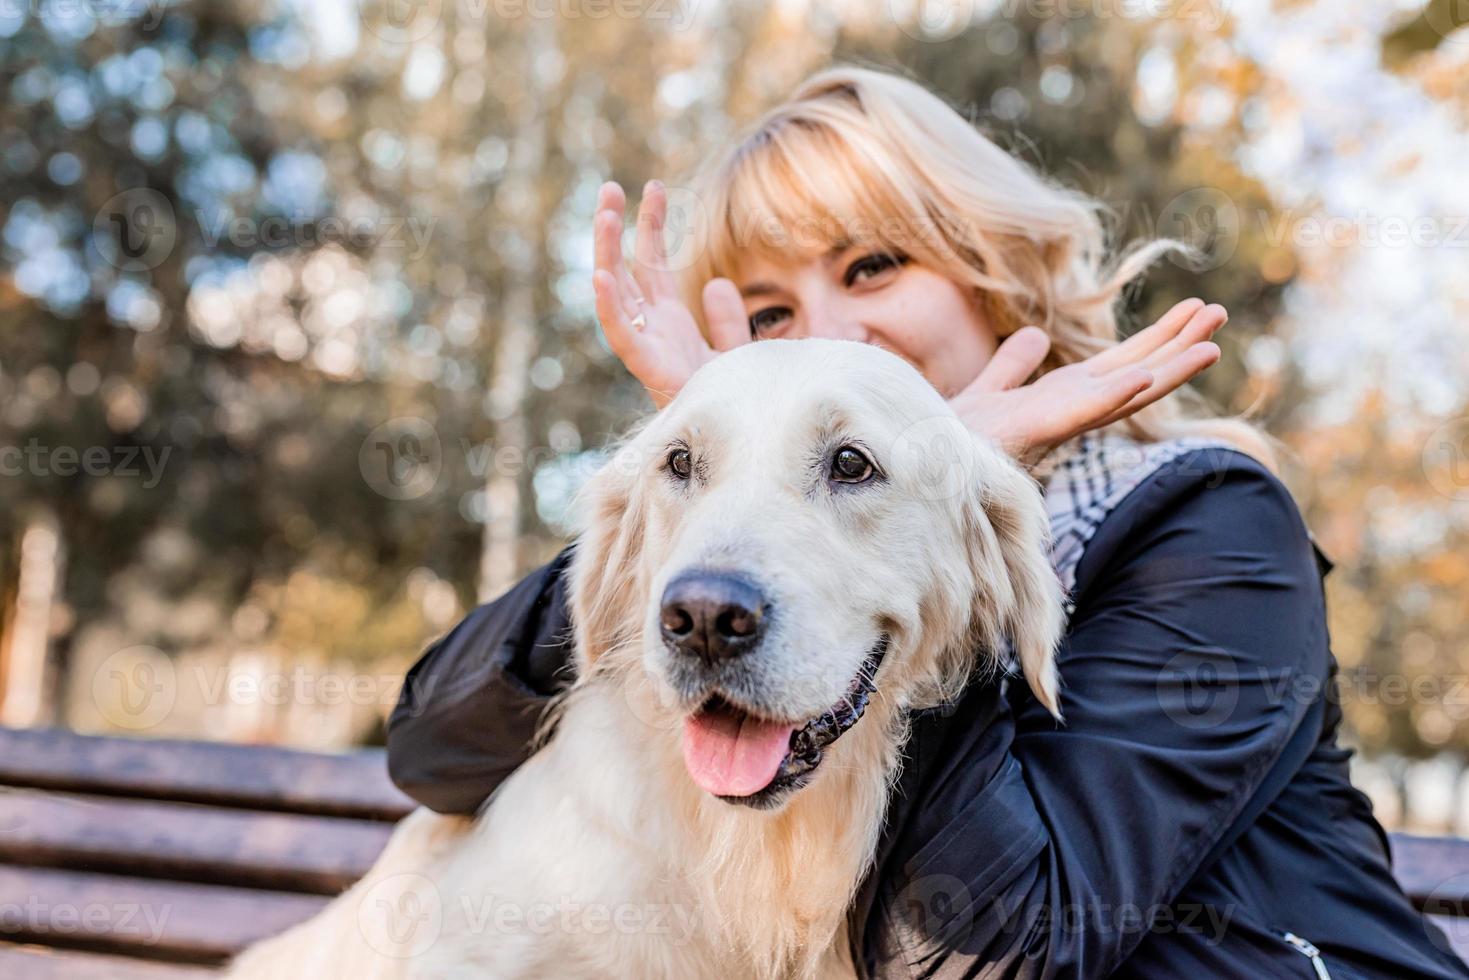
top-left (740, 243), bottom-right (855, 298)
top-left (740, 281), bottom-right (782, 299)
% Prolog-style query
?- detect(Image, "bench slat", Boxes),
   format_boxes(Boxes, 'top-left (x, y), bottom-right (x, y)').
top-left (0, 727), bottom-right (412, 821)
top-left (0, 865), bottom-right (327, 964)
top-left (0, 789), bottom-right (394, 895)
top-left (0, 942), bottom-right (220, 978)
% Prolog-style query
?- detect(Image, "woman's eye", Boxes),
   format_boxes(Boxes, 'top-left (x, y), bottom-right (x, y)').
top-left (844, 252), bottom-right (905, 287)
top-left (749, 307), bottom-right (791, 338)
top-left (667, 448), bottom-right (692, 480)
top-left (830, 446), bottom-right (874, 484)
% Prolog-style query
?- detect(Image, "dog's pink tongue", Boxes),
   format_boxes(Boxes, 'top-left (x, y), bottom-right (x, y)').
top-left (682, 709), bottom-right (795, 798)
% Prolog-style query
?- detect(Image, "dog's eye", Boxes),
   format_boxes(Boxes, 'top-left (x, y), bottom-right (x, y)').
top-left (830, 446), bottom-right (874, 484)
top-left (667, 448), bottom-right (692, 480)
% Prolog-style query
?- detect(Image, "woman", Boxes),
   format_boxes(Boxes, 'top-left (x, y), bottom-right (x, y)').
top-left (387, 66), bottom-right (1466, 978)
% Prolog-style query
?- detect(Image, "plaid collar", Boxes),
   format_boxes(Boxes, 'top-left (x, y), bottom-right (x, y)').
top-left (1040, 431), bottom-right (1242, 618)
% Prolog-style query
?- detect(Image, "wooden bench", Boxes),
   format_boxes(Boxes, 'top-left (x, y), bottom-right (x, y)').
top-left (0, 726), bottom-right (1466, 975)
top-left (0, 726), bottom-right (412, 977)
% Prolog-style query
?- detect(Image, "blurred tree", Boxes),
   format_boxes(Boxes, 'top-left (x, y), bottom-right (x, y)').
top-left (1381, 0), bottom-right (1469, 68)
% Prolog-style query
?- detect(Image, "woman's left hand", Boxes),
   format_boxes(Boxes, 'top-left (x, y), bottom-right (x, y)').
top-left (948, 299), bottom-right (1228, 467)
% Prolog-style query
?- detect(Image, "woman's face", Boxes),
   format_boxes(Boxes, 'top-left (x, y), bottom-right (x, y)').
top-left (732, 245), bottom-right (1000, 399)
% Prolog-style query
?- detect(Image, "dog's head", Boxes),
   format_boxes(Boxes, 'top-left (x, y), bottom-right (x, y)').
top-left (569, 339), bottom-right (1063, 809)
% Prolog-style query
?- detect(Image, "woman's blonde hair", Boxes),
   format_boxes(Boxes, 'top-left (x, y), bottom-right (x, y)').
top-left (678, 64), bottom-right (1278, 470)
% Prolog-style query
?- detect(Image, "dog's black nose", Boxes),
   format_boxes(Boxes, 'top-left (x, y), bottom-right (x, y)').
top-left (659, 572), bottom-right (766, 662)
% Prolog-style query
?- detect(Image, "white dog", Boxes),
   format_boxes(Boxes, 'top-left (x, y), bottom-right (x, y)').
top-left (228, 338), bottom-right (1064, 980)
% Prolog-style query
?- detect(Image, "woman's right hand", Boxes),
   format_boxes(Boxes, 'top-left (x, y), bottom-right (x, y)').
top-left (592, 180), bottom-right (750, 409)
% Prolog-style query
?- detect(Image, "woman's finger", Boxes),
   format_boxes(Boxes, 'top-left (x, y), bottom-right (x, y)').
top-left (972, 326), bottom-right (1051, 393)
top-left (1009, 367), bottom-right (1153, 458)
top-left (594, 206), bottom-right (642, 318)
top-left (596, 180), bottom-right (625, 217)
top-left (1139, 303), bottom-right (1227, 372)
top-left (703, 278), bottom-right (751, 352)
top-left (1094, 342), bottom-right (1221, 429)
top-left (593, 269), bottom-right (642, 361)
top-left (632, 180), bottom-right (679, 301)
top-left (1066, 367), bottom-right (1154, 437)
top-left (1087, 298), bottom-right (1206, 375)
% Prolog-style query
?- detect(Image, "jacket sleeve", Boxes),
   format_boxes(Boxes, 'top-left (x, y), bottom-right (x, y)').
top-left (867, 450), bottom-right (1329, 978)
top-left (386, 544), bottom-right (579, 814)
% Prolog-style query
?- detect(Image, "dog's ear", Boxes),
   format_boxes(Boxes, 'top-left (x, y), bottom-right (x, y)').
top-left (567, 444), bottom-right (647, 668)
top-left (963, 439), bottom-right (1065, 718)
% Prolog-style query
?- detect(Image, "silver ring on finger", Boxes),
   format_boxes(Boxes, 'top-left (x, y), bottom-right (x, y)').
top-left (629, 298), bottom-right (647, 330)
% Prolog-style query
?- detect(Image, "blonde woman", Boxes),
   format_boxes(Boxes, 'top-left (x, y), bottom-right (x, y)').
top-left (388, 67), bottom-right (1466, 978)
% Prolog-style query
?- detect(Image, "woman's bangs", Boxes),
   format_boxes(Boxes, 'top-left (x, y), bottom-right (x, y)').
top-left (706, 119), bottom-right (928, 280)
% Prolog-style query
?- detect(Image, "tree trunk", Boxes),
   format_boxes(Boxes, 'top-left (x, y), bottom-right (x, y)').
top-left (478, 17), bottom-right (556, 602)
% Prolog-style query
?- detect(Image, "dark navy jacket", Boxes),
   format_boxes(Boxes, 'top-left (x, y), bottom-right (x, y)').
top-left (387, 443), bottom-right (1469, 979)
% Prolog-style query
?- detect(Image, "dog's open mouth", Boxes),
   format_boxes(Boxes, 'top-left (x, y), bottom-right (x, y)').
top-left (680, 635), bottom-right (889, 809)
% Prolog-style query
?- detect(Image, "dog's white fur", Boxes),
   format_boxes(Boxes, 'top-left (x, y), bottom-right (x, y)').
top-left (228, 339), bottom-right (1064, 980)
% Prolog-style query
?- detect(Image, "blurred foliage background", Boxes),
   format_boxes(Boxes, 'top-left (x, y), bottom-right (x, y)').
top-left (1, 1), bottom-right (1467, 827)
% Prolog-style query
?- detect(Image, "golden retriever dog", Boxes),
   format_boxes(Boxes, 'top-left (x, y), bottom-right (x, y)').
top-left (228, 337), bottom-right (1064, 980)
